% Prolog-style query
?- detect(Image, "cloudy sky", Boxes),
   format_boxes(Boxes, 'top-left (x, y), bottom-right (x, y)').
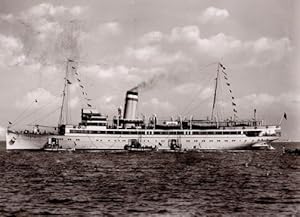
top-left (0, 0), bottom-right (299, 140)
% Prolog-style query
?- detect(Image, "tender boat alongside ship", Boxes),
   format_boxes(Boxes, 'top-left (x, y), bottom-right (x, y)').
top-left (6, 60), bottom-right (282, 151)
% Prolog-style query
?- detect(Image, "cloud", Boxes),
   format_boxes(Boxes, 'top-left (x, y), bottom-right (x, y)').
top-left (98, 22), bottom-right (121, 35)
top-left (174, 82), bottom-right (202, 94)
top-left (0, 3), bottom-right (87, 66)
top-left (140, 31), bottom-right (163, 44)
top-left (169, 26), bottom-right (242, 57)
top-left (246, 37), bottom-right (291, 65)
top-left (25, 3), bottom-right (85, 18)
top-left (231, 91), bottom-right (300, 119)
top-left (69, 96), bottom-right (80, 108)
top-left (127, 46), bottom-right (159, 61)
top-left (142, 97), bottom-right (173, 112)
top-left (126, 45), bottom-right (187, 65)
top-left (240, 91), bottom-right (300, 107)
top-left (199, 7), bottom-right (230, 24)
top-left (16, 88), bottom-right (60, 109)
top-left (0, 13), bottom-right (14, 22)
top-left (18, 3), bottom-right (85, 40)
top-left (80, 64), bottom-right (130, 79)
top-left (239, 93), bottom-right (276, 106)
top-left (0, 33), bottom-right (25, 66)
top-left (142, 25), bottom-right (292, 64)
top-left (199, 87), bottom-right (214, 100)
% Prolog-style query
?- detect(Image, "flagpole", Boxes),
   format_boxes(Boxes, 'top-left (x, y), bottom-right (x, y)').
top-left (279, 115), bottom-right (284, 125)
top-left (279, 113), bottom-right (287, 125)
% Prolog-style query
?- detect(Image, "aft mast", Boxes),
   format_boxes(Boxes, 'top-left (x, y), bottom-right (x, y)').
top-left (211, 63), bottom-right (220, 122)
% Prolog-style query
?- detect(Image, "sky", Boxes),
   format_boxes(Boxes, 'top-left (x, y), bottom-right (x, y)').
top-left (0, 0), bottom-right (299, 140)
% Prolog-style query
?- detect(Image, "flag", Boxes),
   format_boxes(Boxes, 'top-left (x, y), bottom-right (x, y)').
top-left (284, 112), bottom-right (287, 120)
top-left (8, 121), bottom-right (12, 125)
top-left (67, 79), bottom-right (72, 85)
top-left (80, 85), bottom-right (84, 89)
top-left (35, 99), bottom-right (38, 103)
top-left (77, 78), bottom-right (81, 82)
top-left (87, 103), bottom-right (92, 107)
top-left (72, 66), bottom-right (76, 69)
top-left (224, 76), bottom-right (228, 80)
top-left (232, 102), bottom-right (236, 106)
top-left (229, 89), bottom-right (232, 93)
top-left (226, 82), bottom-right (230, 86)
top-left (231, 97), bottom-right (235, 100)
top-left (220, 63), bottom-right (226, 70)
top-left (233, 109), bottom-right (237, 113)
top-left (222, 70), bottom-right (227, 76)
top-left (75, 72), bottom-right (78, 75)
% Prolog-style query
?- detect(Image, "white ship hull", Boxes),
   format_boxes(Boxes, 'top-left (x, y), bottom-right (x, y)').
top-left (6, 128), bottom-right (279, 151)
top-left (6, 130), bottom-right (48, 150)
top-left (53, 134), bottom-right (279, 150)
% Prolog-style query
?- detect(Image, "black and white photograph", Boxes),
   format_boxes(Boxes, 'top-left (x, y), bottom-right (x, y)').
top-left (0, 0), bottom-right (299, 216)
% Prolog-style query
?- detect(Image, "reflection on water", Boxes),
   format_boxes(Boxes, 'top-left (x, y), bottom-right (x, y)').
top-left (0, 142), bottom-right (299, 216)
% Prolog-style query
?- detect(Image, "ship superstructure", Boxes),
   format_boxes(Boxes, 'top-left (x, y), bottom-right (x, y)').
top-left (6, 60), bottom-right (282, 151)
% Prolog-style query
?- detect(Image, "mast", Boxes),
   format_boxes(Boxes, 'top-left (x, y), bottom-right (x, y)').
top-left (58, 59), bottom-right (72, 126)
top-left (211, 63), bottom-right (220, 121)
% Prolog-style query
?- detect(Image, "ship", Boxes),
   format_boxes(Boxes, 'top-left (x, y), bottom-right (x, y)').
top-left (6, 60), bottom-right (282, 151)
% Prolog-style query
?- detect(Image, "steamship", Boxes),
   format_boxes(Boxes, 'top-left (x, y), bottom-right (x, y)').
top-left (6, 60), bottom-right (281, 151)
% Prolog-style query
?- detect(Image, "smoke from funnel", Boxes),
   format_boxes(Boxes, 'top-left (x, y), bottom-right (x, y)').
top-left (130, 73), bottom-right (168, 92)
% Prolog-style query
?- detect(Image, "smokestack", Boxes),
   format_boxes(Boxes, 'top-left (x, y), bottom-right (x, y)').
top-left (123, 90), bottom-right (138, 120)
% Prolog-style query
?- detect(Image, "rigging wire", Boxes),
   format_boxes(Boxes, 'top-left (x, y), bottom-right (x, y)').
top-left (10, 100), bottom-right (37, 127)
top-left (29, 106), bottom-right (61, 126)
top-left (180, 62), bottom-right (218, 117)
top-left (12, 95), bottom-right (61, 128)
top-left (181, 73), bottom-right (216, 119)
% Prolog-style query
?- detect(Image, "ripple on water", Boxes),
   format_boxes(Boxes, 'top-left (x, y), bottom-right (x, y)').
top-left (0, 145), bottom-right (299, 216)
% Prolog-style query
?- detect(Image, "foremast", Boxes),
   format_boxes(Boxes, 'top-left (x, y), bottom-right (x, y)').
top-left (59, 59), bottom-right (73, 126)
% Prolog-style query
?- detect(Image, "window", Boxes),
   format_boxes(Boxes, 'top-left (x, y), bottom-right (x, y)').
top-left (201, 140), bottom-right (205, 142)
top-left (244, 131), bottom-right (261, 137)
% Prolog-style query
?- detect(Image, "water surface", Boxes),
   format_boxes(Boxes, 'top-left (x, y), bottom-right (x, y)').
top-left (0, 142), bottom-right (299, 216)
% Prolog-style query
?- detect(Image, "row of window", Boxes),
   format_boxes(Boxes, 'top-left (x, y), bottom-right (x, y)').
top-left (69, 129), bottom-right (262, 136)
top-left (81, 117), bottom-right (107, 121)
top-left (79, 123), bottom-right (107, 126)
top-left (63, 138), bottom-right (260, 143)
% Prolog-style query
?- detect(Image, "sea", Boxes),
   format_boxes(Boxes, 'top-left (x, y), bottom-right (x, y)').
top-left (0, 141), bottom-right (299, 216)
